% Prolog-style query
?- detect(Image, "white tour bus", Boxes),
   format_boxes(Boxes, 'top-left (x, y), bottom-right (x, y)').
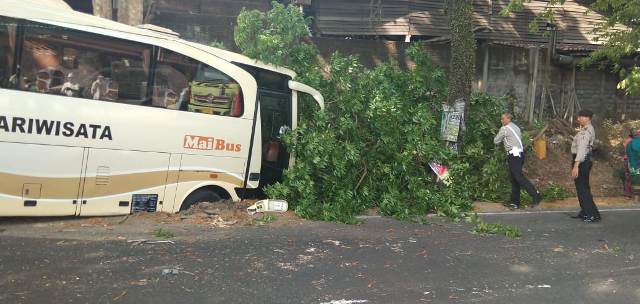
top-left (0, 0), bottom-right (324, 216)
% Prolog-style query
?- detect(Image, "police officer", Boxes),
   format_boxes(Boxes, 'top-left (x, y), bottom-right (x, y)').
top-left (494, 113), bottom-right (542, 209)
top-left (571, 109), bottom-right (601, 222)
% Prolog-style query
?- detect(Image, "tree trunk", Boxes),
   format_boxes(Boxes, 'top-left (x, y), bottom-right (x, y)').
top-left (117, 0), bottom-right (144, 26)
top-left (447, 0), bottom-right (475, 147)
top-left (92, 0), bottom-right (112, 20)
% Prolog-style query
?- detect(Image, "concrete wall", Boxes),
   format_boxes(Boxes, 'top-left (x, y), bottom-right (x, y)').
top-left (311, 36), bottom-right (639, 121)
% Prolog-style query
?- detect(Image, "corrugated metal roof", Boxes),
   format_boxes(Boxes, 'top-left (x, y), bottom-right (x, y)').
top-left (312, 0), bottom-right (621, 48)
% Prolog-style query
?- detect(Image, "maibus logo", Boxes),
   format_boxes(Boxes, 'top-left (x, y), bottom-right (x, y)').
top-left (183, 135), bottom-right (241, 152)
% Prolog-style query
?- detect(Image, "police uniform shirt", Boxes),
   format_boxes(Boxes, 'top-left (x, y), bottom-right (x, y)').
top-left (571, 124), bottom-right (595, 162)
top-left (494, 122), bottom-right (522, 152)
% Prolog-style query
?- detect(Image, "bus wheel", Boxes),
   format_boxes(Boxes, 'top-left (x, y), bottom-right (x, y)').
top-left (181, 189), bottom-right (222, 211)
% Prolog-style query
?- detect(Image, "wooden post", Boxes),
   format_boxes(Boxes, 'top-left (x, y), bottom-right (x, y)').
top-left (118, 0), bottom-right (143, 26)
top-left (560, 71), bottom-right (566, 116)
top-left (539, 44), bottom-right (553, 121)
top-left (92, 0), bottom-right (112, 19)
top-left (481, 42), bottom-right (489, 92)
top-left (528, 47), bottom-right (539, 123)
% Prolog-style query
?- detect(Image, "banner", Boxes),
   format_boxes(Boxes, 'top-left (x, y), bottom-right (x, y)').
top-left (440, 100), bottom-right (465, 143)
top-left (429, 162), bottom-right (451, 186)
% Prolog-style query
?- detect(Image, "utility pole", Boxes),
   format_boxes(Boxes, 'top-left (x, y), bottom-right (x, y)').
top-left (92, 0), bottom-right (112, 20)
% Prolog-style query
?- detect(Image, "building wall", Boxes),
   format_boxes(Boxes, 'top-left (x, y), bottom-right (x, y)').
top-left (312, 37), bottom-right (638, 120)
top-left (148, 0), bottom-right (270, 49)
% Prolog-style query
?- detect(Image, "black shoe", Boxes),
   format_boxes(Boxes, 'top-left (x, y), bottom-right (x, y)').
top-left (507, 203), bottom-right (520, 210)
top-left (583, 216), bottom-right (601, 223)
top-left (530, 194), bottom-right (543, 208)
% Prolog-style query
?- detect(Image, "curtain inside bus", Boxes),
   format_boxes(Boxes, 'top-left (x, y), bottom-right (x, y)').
top-left (0, 17), bottom-right (17, 89)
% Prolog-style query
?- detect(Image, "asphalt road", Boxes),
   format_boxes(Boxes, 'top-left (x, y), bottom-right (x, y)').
top-left (0, 210), bottom-right (639, 304)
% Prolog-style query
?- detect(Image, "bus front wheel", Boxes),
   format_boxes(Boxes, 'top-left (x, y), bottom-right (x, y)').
top-left (180, 189), bottom-right (222, 211)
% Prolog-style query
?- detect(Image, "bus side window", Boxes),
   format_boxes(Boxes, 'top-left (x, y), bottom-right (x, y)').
top-left (153, 49), bottom-right (197, 111)
top-left (153, 49), bottom-right (243, 117)
top-left (0, 17), bottom-right (17, 89)
top-left (20, 21), bottom-right (151, 104)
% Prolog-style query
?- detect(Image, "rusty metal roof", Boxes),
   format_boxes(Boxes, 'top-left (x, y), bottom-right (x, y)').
top-left (311, 0), bottom-right (618, 49)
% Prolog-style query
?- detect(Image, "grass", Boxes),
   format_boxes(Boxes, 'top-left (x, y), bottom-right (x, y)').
top-left (518, 183), bottom-right (574, 206)
top-left (153, 228), bottom-right (175, 239)
top-left (468, 214), bottom-right (522, 239)
top-left (408, 215), bottom-right (432, 225)
top-left (473, 221), bottom-right (523, 238)
top-left (612, 245), bottom-right (623, 254)
top-left (254, 214), bottom-right (278, 225)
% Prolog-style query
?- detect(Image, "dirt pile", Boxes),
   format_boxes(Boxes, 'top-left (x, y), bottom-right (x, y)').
top-left (178, 200), bottom-right (254, 227)
top-left (524, 119), bottom-right (625, 197)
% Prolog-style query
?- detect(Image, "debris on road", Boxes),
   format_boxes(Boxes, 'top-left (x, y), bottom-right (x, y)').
top-left (161, 268), bottom-right (179, 276)
top-left (209, 217), bottom-right (238, 228)
top-left (128, 279), bottom-right (148, 286)
top-left (113, 291), bottom-right (127, 301)
top-left (161, 267), bottom-right (195, 276)
top-left (323, 240), bottom-right (345, 247)
top-left (127, 239), bottom-right (175, 245)
top-left (247, 199), bottom-right (288, 215)
top-left (320, 300), bottom-right (369, 304)
top-left (416, 249), bottom-right (428, 257)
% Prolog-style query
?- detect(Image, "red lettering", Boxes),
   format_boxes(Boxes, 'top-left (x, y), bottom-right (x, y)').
top-left (215, 139), bottom-right (226, 150)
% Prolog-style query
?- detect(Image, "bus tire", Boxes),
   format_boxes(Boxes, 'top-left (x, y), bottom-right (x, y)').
top-left (180, 189), bottom-right (222, 211)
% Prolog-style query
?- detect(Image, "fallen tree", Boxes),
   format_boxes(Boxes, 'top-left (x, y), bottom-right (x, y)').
top-left (234, 2), bottom-right (541, 223)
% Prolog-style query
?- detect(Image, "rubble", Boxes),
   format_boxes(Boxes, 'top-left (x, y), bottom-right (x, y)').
top-left (178, 200), bottom-right (250, 227)
top-left (247, 199), bottom-right (288, 215)
top-left (127, 239), bottom-right (175, 245)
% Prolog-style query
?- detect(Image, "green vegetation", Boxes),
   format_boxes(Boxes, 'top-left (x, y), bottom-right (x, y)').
top-left (153, 228), bottom-right (175, 239)
top-left (254, 214), bottom-right (278, 225)
top-left (473, 221), bottom-right (523, 238)
top-left (469, 214), bottom-right (522, 238)
top-left (234, 3), bottom-right (529, 227)
top-left (540, 183), bottom-right (574, 201)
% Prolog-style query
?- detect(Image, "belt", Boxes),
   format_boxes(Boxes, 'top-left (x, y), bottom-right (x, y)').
top-left (572, 153), bottom-right (592, 162)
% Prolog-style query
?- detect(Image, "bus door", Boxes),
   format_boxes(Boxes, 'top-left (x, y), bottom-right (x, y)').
top-left (258, 90), bottom-right (292, 188)
top-left (78, 149), bottom-right (170, 216)
top-left (0, 142), bottom-right (84, 216)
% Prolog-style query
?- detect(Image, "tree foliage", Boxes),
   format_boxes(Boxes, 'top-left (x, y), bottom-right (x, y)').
top-left (504, 0), bottom-right (640, 96)
top-left (235, 2), bottom-right (512, 223)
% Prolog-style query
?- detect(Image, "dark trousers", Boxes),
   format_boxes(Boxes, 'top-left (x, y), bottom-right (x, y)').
top-left (508, 153), bottom-right (539, 205)
top-left (573, 155), bottom-right (600, 218)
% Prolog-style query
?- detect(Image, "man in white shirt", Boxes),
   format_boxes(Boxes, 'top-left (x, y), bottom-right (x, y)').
top-left (494, 113), bottom-right (542, 209)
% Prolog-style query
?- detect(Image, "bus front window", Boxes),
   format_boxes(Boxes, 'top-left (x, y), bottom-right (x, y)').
top-left (153, 49), bottom-right (243, 117)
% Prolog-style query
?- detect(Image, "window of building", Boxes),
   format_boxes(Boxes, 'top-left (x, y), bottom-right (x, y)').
top-left (0, 17), bottom-right (17, 88)
top-left (19, 21), bottom-right (151, 104)
top-left (153, 48), bottom-right (243, 117)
